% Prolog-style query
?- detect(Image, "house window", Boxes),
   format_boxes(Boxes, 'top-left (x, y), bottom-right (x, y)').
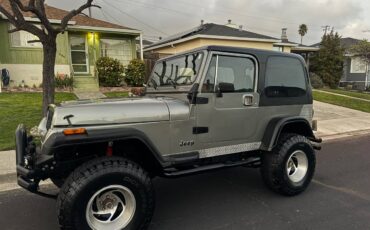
top-left (273, 46), bottom-right (283, 52)
top-left (9, 25), bottom-right (42, 48)
top-left (100, 39), bottom-right (133, 65)
top-left (350, 57), bottom-right (367, 73)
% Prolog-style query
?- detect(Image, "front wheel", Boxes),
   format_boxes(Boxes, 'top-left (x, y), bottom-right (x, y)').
top-left (57, 157), bottom-right (155, 230)
top-left (260, 134), bottom-right (316, 196)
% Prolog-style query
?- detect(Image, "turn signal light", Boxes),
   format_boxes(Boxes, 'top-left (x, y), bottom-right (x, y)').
top-left (63, 128), bottom-right (87, 136)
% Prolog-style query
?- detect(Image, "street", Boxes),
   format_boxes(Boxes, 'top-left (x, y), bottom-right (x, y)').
top-left (1, 134), bottom-right (370, 230)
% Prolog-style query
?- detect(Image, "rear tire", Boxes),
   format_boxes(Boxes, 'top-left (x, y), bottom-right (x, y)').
top-left (261, 134), bottom-right (316, 196)
top-left (57, 157), bottom-right (155, 230)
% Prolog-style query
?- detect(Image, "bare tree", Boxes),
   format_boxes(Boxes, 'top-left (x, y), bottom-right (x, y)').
top-left (0, 0), bottom-right (99, 115)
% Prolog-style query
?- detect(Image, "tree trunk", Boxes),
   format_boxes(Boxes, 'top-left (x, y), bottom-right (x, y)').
top-left (42, 37), bottom-right (57, 116)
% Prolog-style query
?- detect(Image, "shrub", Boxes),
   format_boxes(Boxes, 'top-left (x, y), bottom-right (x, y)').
top-left (309, 73), bottom-right (324, 89)
top-left (96, 57), bottom-right (125, 87)
top-left (124, 59), bottom-right (146, 87)
top-left (55, 73), bottom-right (73, 89)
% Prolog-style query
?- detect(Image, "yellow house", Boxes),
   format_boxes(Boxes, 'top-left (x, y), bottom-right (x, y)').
top-left (144, 21), bottom-right (297, 57)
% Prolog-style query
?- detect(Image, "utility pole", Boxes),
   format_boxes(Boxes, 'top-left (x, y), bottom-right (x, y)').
top-left (88, 7), bottom-right (92, 17)
top-left (321, 25), bottom-right (330, 35)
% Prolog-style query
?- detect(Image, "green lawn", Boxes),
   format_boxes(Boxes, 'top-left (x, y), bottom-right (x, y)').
top-left (0, 91), bottom-right (130, 151)
top-left (313, 91), bottom-right (370, 113)
top-left (104, 91), bottom-right (129, 98)
top-left (321, 89), bottom-right (370, 101)
top-left (0, 92), bottom-right (77, 151)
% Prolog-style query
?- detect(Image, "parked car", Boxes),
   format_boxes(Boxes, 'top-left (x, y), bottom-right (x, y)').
top-left (15, 46), bottom-right (321, 230)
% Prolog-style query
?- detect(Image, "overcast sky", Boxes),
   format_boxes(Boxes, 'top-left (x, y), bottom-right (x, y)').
top-left (47, 0), bottom-right (370, 45)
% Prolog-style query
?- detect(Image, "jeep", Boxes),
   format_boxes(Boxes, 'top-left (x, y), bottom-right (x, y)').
top-left (15, 46), bottom-right (321, 230)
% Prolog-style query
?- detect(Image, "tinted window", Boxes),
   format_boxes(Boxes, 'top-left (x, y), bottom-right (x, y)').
top-left (265, 56), bottom-right (307, 97)
top-left (202, 55), bottom-right (255, 93)
top-left (149, 52), bottom-right (203, 87)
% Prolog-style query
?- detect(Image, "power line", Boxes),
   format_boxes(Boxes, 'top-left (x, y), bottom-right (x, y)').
top-left (97, 0), bottom-right (168, 36)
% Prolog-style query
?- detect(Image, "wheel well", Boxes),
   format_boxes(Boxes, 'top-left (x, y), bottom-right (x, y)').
top-left (279, 121), bottom-right (314, 138)
top-left (112, 139), bottom-right (163, 176)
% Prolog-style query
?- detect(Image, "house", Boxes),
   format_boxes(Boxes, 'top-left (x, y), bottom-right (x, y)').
top-left (0, 0), bottom-right (142, 91)
top-left (144, 20), bottom-right (298, 57)
top-left (311, 37), bottom-right (370, 90)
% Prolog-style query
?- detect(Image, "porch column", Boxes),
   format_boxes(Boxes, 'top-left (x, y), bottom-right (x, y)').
top-left (140, 33), bottom-right (144, 60)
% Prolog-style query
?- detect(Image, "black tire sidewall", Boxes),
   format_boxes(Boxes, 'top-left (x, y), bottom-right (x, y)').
top-left (58, 158), bottom-right (154, 230)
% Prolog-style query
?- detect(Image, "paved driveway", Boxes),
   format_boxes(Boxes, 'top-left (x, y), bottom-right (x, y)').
top-left (313, 101), bottom-right (370, 138)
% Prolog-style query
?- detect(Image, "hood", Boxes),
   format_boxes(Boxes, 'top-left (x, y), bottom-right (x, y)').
top-left (51, 96), bottom-right (190, 127)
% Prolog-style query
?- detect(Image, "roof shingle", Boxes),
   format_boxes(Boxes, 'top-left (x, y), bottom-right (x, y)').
top-left (0, 0), bottom-right (135, 30)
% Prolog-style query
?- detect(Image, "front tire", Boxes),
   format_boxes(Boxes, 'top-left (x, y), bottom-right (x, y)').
top-left (261, 134), bottom-right (316, 196)
top-left (57, 157), bottom-right (155, 230)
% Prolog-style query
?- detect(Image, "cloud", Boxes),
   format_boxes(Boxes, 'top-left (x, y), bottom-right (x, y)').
top-left (48, 0), bottom-right (370, 44)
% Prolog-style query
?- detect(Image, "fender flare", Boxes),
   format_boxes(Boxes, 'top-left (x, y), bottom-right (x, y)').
top-left (41, 127), bottom-right (169, 167)
top-left (261, 116), bottom-right (315, 151)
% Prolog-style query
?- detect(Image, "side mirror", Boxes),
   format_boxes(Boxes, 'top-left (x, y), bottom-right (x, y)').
top-left (187, 83), bottom-right (199, 104)
top-left (216, 82), bottom-right (235, 97)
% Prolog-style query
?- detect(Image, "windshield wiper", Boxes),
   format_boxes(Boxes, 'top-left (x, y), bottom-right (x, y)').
top-left (150, 79), bottom-right (158, 90)
top-left (167, 78), bottom-right (177, 89)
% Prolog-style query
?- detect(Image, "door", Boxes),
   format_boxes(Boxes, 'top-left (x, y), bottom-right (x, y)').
top-left (70, 36), bottom-right (89, 74)
top-left (196, 53), bottom-right (260, 146)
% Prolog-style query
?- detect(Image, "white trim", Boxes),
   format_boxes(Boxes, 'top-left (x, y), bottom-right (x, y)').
top-left (273, 42), bottom-right (298, 47)
top-left (291, 46), bottom-right (320, 51)
top-left (139, 33), bottom-right (144, 60)
top-left (198, 142), bottom-right (262, 158)
top-left (67, 25), bottom-right (141, 35)
top-left (0, 13), bottom-right (76, 25)
top-left (144, 34), bottom-right (281, 52)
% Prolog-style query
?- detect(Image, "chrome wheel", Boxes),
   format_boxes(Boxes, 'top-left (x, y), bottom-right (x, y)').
top-left (86, 185), bottom-right (136, 230)
top-left (286, 150), bottom-right (308, 183)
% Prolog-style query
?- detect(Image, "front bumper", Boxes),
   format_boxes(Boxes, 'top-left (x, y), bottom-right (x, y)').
top-left (15, 124), bottom-right (54, 193)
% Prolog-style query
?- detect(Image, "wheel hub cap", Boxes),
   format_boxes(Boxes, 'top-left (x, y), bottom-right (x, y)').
top-left (86, 185), bottom-right (136, 230)
top-left (286, 150), bottom-right (308, 183)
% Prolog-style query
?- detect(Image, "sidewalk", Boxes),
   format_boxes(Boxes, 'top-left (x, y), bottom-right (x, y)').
top-left (314, 90), bottom-right (370, 103)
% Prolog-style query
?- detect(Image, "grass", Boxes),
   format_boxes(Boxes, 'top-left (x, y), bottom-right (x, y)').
top-left (0, 91), bottom-right (129, 151)
top-left (0, 92), bottom-right (76, 151)
top-left (320, 89), bottom-right (370, 101)
top-left (313, 91), bottom-right (370, 113)
top-left (104, 91), bottom-right (129, 98)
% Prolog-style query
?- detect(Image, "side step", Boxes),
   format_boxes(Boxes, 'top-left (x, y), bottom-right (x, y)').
top-left (163, 157), bottom-right (260, 178)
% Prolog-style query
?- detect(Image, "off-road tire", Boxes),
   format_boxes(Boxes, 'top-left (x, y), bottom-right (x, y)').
top-left (50, 177), bottom-right (65, 188)
top-left (56, 157), bottom-right (155, 230)
top-left (261, 133), bottom-right (316, 196)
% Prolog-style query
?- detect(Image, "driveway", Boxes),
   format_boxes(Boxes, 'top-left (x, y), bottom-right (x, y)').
top-left (313, 101), bottom-right (370, 139)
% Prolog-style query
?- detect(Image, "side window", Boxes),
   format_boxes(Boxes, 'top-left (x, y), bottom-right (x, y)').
top-left (265, 56), bottom-right (307, 97)
top-left (202, 55), bottom-right (255, 93)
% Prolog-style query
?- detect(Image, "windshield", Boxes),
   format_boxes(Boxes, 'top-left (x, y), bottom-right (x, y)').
top-left (148, 52), bottom-right (203, 88)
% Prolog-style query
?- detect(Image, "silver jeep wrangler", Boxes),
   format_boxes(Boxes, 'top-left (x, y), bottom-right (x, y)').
top-left (15, 46), bottom-right (321, 230)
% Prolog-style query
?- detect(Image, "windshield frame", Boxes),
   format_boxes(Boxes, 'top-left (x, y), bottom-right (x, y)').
top-left (146, 50), bottom-right (207, 93)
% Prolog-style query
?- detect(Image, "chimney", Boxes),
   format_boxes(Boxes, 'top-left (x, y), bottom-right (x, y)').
top-left (225, 19), bottom-right (238, 29)
top-left (239, 25), bottom-right (243, 31)
top-left (201, 19), bottom-right (204, 26)
top-left (281, 28), bottom-right (288, 42)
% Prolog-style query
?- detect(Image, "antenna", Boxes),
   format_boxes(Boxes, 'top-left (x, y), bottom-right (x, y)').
top-left (321, 25), bottom-right (331, 35)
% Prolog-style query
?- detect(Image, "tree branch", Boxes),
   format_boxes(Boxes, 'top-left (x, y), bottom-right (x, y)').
top-left (58, 0), bottom-right (95, 32)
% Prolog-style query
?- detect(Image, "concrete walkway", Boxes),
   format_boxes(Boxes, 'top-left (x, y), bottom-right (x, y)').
top-left (314, 101), bottom-right (370, 138)
top-left (314, 90), bottom-right (370, 103)
top-left (74, 91), bottom-right (106, 100)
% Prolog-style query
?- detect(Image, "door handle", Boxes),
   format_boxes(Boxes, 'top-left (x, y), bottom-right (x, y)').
top-left (243, 95), bottom-right (254, 106)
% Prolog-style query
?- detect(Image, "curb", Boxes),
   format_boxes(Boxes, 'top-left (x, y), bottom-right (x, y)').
top-left (318, 129), bottom-right (370, 142)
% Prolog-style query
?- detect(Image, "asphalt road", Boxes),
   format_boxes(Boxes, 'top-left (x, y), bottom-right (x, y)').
top-left (1, 134), bottom-right (370, 230)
